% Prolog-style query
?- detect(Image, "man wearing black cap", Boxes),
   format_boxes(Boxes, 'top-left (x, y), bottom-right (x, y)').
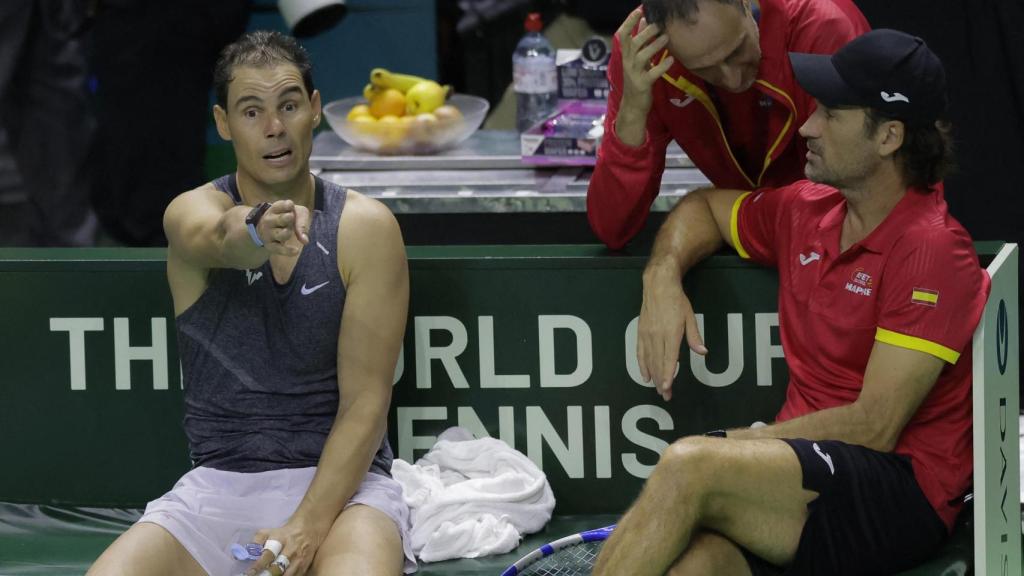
top-left (595, 30), bottom-right (990, 576)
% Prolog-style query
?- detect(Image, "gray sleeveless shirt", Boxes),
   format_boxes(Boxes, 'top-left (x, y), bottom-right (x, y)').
top-left (175, 173), bottom-right (393, 475)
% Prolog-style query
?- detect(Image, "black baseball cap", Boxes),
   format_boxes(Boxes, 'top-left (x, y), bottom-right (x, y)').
top-left (789, 29), bottom-right (947, 125)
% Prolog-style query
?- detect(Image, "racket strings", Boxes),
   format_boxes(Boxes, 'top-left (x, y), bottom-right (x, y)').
top-left (521, 540), bottom-right (606, 576)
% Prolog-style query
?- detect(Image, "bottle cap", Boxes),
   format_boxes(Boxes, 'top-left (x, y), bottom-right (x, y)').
top-left (524, 12), bottom-right (543, 32)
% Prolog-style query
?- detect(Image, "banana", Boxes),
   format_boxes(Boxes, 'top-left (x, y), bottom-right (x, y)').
top-left (363, 82), bottom-right (383, 102)
top-left (370, 68), bottom-right (432, 93)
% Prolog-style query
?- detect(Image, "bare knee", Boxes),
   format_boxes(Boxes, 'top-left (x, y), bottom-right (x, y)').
top-left (650, 436), bottom-right (721, 500)
top-left (311, 505), bottom-right (404, 576)
top-left (667, 531), bottom-right (751, 576)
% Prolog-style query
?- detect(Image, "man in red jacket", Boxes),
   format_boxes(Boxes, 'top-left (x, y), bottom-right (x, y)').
top-left (587, 0), bottom-right (869, 249)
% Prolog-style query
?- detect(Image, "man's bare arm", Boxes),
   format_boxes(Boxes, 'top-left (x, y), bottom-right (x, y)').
top-left (729, 341), bottom-right (945, 451)
top-left (246, 192), bottom-right (408, 575)
top-left (164, 185), bottom-right (312, 316)
top-left (163, 185), bottom-right (310, 272)
top-left (638, 188), bottom-right (746, 399)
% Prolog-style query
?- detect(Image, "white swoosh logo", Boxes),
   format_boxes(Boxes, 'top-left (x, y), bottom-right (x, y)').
top-left (799, 252), bottom-right (820, 266)
top-left (813, 442), bottom-right (835, 475)
top-left (880, 91), bottom-right (909, 103)
top-left (300, 281), bottom-right (329, 296)
top-left (669, 96), bottom-right (695, 108)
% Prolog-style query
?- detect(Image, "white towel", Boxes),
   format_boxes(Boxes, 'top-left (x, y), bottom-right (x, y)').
top-left (391, 427), bottom-right (555, 562)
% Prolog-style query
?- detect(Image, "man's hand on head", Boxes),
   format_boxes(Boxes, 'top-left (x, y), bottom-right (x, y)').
top-left (257, 200), bottom-right (311, 256)
top-left (615, 8), bottom-right (675, 133)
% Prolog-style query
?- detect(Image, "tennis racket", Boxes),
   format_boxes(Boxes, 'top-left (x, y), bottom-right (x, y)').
top-left (500, 525), bottom-right (615, 576)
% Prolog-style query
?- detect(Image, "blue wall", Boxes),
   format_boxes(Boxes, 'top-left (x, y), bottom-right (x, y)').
top-left (246, 0), bottom-right (438, 104)
top-left (208, 0), bottom-right (437, 150)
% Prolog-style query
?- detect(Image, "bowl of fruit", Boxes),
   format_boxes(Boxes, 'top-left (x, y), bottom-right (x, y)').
top-left (323, 68), bottom-right (489, 155)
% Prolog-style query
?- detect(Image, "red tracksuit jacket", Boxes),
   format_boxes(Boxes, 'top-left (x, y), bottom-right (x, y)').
top-left (587, 0), bottom-right (870, 249)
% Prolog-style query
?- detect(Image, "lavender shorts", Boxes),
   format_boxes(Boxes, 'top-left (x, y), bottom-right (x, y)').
top-left (137, 466), bottom-right (416, 575)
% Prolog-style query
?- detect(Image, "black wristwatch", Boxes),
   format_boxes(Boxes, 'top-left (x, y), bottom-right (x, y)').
top-left (245, 202), bottom-right (272, 247)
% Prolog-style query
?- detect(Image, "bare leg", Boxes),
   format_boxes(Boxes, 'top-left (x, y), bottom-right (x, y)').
top-left (666, 530), bottom-right (754, 576)
top-left (310, 504), bottom-right (404, 576)
top-left (593, 437), bottom-right (815, 576)
top-left (87, 522), bottom-right (205, 576)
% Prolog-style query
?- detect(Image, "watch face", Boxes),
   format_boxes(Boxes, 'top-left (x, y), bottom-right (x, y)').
top-left (246, 202), bottom-right (271, 225)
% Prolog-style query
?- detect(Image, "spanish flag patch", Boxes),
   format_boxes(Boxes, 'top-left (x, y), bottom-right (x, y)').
top-left (911, 288), bottom-right (939, 306)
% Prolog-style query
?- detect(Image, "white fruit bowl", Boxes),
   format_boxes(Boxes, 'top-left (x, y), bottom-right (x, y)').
top-left (323, 94), bottom-right (489, 155)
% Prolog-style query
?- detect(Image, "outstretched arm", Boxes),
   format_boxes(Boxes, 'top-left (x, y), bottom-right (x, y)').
top-left (638, 187), bottom-right (746, 400)
top-left (163, 185), bottom-right (310, 315)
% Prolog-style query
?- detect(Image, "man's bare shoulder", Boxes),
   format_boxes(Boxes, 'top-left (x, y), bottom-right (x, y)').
top-left (337, 189), bottom-right (404, 279)
top-left (340, 189), bottom-right (401, 240)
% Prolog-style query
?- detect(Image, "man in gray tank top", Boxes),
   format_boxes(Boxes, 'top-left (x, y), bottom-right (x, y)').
top-left (88, 31), bottom-right (415, 576)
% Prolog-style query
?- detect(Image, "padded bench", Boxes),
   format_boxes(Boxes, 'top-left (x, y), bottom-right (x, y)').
top-left (0, 506), bottom-right (973, 575)
top-left (0, 244), bottom-right (1017, 575)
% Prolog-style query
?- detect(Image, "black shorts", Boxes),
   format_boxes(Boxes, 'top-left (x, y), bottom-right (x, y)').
top-left (743, 439), bottom-right (948, 576)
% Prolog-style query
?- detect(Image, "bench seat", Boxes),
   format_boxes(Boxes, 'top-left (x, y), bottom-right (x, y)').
top-left (0, 504), bottom-right (978, 575)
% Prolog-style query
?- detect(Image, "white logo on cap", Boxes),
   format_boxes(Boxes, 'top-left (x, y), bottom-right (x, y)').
top-left (880, 91), bottom-right (910, 103)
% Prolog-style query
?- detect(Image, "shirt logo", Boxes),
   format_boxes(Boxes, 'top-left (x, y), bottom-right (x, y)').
top-left (844, 267), bottom-right (873, 296)
top-left (301, 280), bottom-right (329, 296)
top-left (758, 95), bottom-right (773, 108)
top-left (669, 96), bottom-right (695, 108)
top-left (880, 91), bottom-right (910, 103)
top-left (798, 251), bottom-right (820, 266)
top-left (911, 288), bottom-right (939, 307)
top-left (245, 269), bottom-right (263, 286)
top-left (813, 442), bottom-right (835, 475)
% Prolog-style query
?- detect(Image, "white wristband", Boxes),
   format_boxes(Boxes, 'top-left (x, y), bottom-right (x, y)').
top-left (263, 538), bottom-right (283, 557)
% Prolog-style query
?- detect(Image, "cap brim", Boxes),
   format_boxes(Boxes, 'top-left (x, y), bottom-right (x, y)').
top-left (789, 52), bottom-right (858, 108)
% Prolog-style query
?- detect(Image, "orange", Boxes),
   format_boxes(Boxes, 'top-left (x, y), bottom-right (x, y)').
top-left (349, 113), bottom-right (377, 137)
top-left (376, 114), bottom-right (408, 149)
top-left (369, 88), bottom-right (406, 118)
top-left (346, 104), bottom-right (371, 121)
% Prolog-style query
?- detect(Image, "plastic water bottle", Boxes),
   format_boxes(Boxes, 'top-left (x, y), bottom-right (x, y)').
top-left (513, 12), bottom-right (558, 132)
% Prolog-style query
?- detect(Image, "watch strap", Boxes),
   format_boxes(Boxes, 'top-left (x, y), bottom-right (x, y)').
top-left (245, 202), bottom-right (272, 247)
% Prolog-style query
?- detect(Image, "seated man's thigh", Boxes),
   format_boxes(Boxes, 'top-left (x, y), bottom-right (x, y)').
top-left (783, 439), bottom-right (947, 575)
top-left (684, 438), bottom-right (814, 565)
top-left (311, 503), bottom-right (403, 576)
top-left (87, 522), bottom-right (205, 576)
top-left (667, 530), bottom-right (753, 576)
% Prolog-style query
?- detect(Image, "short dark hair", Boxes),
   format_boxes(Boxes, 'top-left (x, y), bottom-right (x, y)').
top-left (213, 30), bottom-right (314, 110)
top-left (642, 0), bottom-right (745, 27)
top-left (864, 109), bottom-right (955, 189)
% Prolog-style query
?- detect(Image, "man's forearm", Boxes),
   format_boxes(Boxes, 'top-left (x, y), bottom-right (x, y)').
top-left (214, 205), bottom-right (271, 270)
top-left (644, 190), bottom-right (726, 283)
top-left (290, 396), bottom-right (390, 530)
top-left (728, 402), bottom-right (894, 452)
